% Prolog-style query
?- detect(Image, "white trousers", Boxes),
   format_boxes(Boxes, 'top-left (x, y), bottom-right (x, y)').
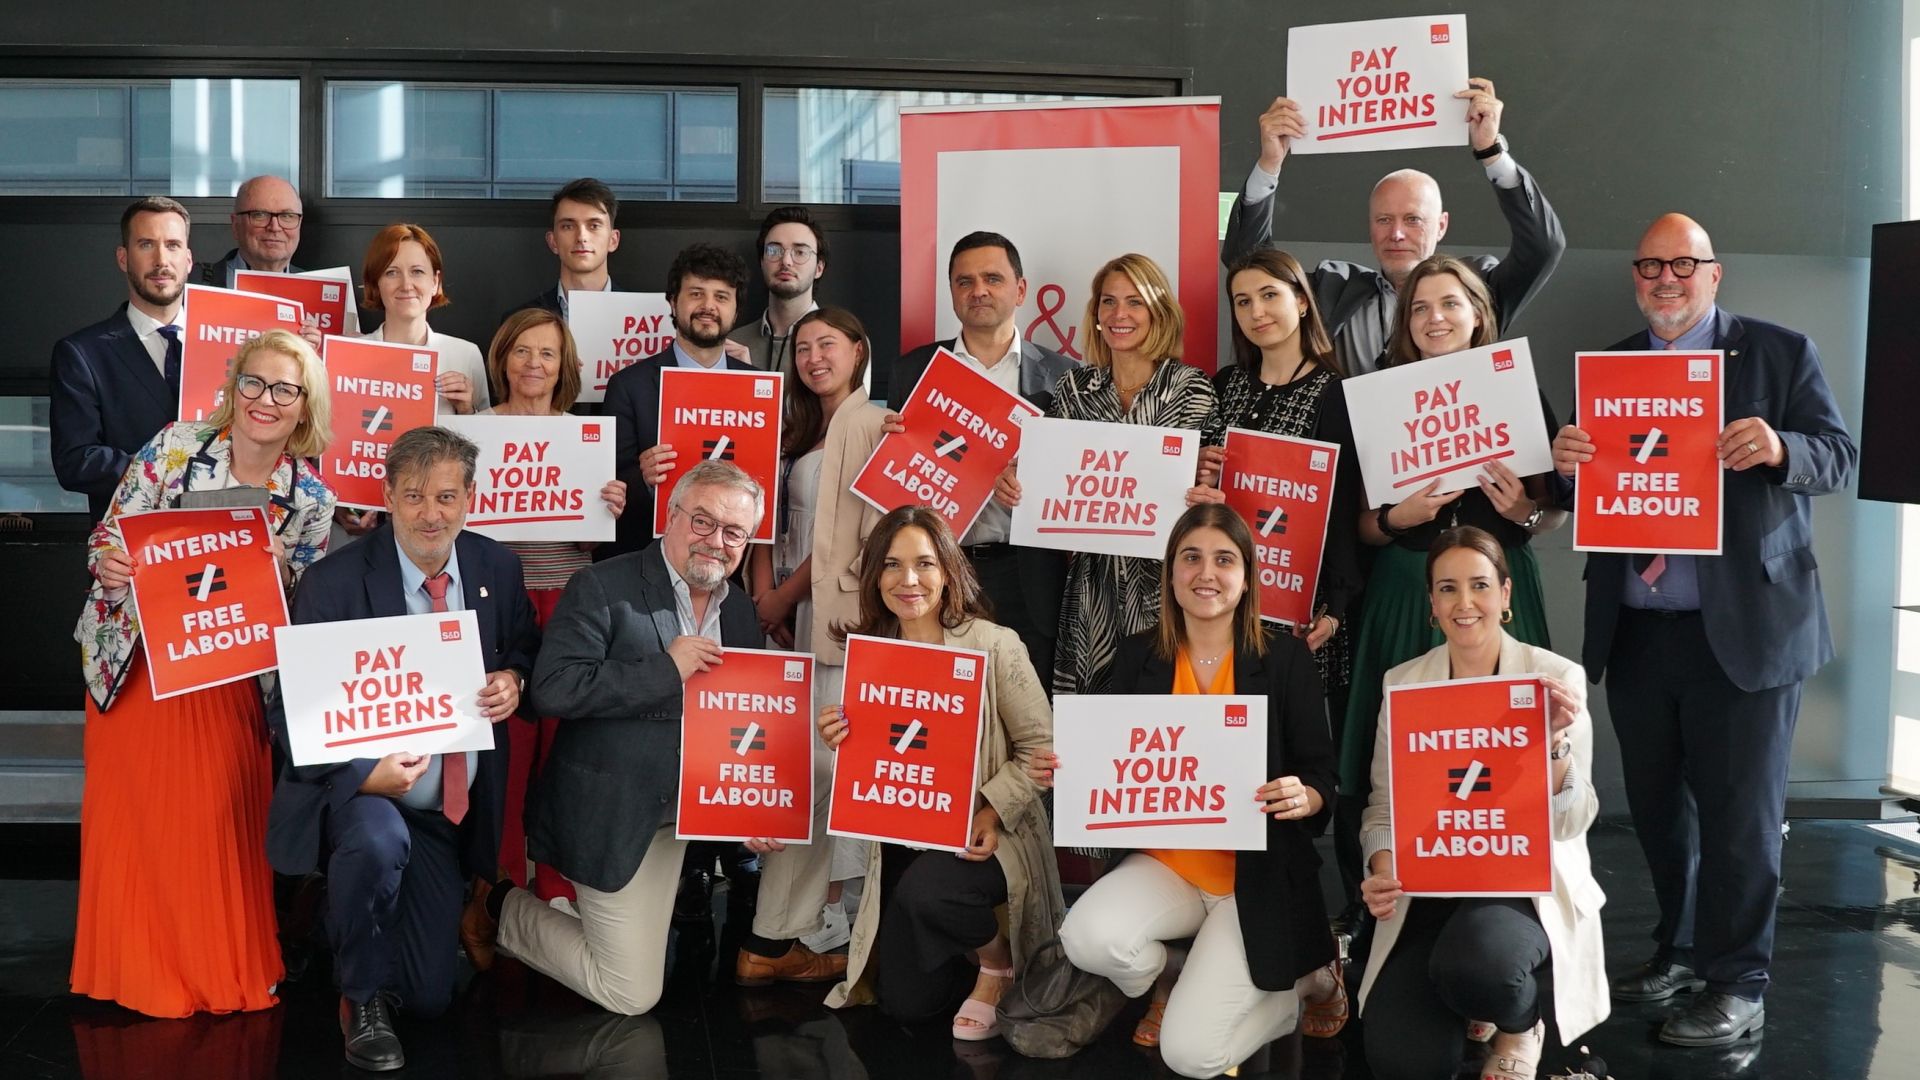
top-left (1060, 853), bottom-right (1302, 1079)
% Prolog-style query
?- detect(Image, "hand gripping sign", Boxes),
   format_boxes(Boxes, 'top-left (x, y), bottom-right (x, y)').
top-left (1343, 337), bottom-right (1553, 506)
top-left (1219, 429), bottom-right (1340, 627)
top-left (676, 649), bottom-right (816, 844)
top-left (566, 290), bottom-right (675, 404)
top-left (653, 368), bottom-right (784, 543)
top-left (1286, 14), bottom-right (1471, 155)
top-left (1387, 674), bottom-right (1553, 896)
top-left (439, 414), bottom-right (616, 542)
top-left (1051, 694), bottom-right (1269, 851)
top-left (851, 348), bottom-right (1041, 536)
top-left (179, 284), bottom-right (306, 422)
top-left (320, 335), bottom-right (440, 510)
top-left (233, 268), bottom-right (354, 337)
top-left (118, 506), bottom-right (289, 700)
top-left (827, 634), bottom-right (988, 853)
top-left (275, 610), bottom-right (494, 768)
top-left (1009, 417), bottom-right (1199, 560)
top-left (1573, 351), bottom-right (1725, 555)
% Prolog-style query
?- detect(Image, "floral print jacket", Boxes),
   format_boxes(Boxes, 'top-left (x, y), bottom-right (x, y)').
top-left (76, 422), bottom-right (337, 711)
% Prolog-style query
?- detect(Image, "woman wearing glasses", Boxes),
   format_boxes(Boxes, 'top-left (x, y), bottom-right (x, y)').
top-left (72, 329), bottom-right (337, 1017)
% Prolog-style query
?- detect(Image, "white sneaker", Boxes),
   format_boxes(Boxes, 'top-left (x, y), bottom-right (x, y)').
top-left (799, 901), bottom-right (851, 952)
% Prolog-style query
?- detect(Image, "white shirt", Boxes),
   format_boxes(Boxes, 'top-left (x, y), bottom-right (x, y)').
top-left (124, 303), bottom-right (183, 377)
top-left (660, 545), bottom-right (730, 641)
top-left (947, 332), bottom-right (1024, 546)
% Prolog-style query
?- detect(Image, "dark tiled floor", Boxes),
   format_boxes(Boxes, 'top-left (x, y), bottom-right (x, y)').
top-left (3, 819), bottom-right (1919, 1078)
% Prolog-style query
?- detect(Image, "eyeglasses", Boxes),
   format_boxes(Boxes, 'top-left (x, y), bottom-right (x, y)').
top-left (762, 243), bottom-right (816, 264)
top-left (1632, 257), bottom-right (1716, 280)
top-left (237, 210), bottom-right (304, 228)
top-left (676, 507), bottom-right (750, 547)
top-left (235, 373), bottom-right (306, 406)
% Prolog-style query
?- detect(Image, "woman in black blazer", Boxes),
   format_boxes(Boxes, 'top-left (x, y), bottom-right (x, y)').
top-left (1032, 503), bottom-right (1344, 1079)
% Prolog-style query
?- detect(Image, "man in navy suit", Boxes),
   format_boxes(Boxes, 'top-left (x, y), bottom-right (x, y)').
top-left (267, 426), bottom-right (538, 1073)
top-left (1550, 213), bottom-right (1857, 1047)
top-left (49, 196), bottom-right (194, 520)
top-left (600, 242), bottom-right (754, 560)
top-left (497, 177), bottom-right (623, 328)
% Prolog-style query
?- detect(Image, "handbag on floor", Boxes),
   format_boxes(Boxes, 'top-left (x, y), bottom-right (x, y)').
top-left (996, 935), bottom-right (1128, 1059)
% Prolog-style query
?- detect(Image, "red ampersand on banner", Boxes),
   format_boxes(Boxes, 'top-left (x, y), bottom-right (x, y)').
top-left (1025, 284), bottom-right (1082, 360)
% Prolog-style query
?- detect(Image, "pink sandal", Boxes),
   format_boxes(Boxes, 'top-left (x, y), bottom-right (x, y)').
top-left (953, 965), bottom-right (1015, 1041)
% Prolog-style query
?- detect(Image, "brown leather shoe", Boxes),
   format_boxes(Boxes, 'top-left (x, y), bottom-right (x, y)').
top-left (461, 878), bottom-right (499, 972)
top-left (734, 942), bottom-right (847, 987)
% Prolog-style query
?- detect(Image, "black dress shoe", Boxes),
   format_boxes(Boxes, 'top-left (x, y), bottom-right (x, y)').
top-left (339, 993), bottom-right (404, 1072)
top-left (1659, 991), bottom-right (1765, 1047)
top-left (1611, 955), bottom-right (1706, 1002)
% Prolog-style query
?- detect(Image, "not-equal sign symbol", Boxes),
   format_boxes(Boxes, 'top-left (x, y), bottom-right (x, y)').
top-left (702, 436), bottom-right (734, 461)
top-left (1447, 760), bottom-right (1492, 799)
top-left (889, 719), bottom-right (927, 754)
top-left (185, 563), bottom-right (227, 601)
top-left (1630, 428), bottom-right (1669, 462)
top-left (1259, 506), bottom-right (1288, 537)
top-left (362, 406), bottom-right (393, 434)
top-left (731, 723), bottom-right (765, 755)
top-left (933, 430), bottom-right (969, 461)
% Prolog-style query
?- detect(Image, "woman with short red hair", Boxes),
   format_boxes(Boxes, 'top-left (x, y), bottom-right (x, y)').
top-left (359, 223), bottom-right (490, 417)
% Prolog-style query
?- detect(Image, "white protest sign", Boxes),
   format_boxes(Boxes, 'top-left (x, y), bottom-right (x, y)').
top-left (1052, 694), bottom-right (1270, 851)
top-left (440, 414), bottom-right (616, 542)
top-left (1009, 416), bottom-right (1198, 560)
top-left (567, 291), bottom-right (675, 403)
top-left (276, 610), bottom-right (494, 767)
top-left (1342, 337), bottom-right (1553, 506)
top-left (1286, 14), bottom-right (1470, 155)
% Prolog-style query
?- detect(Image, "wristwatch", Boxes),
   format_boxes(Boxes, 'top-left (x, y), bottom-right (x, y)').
top-left (1473, 133), bottom-right (1509, 161)
top-left (1518, 504), bottom-right (1545, 530)
top-left (1549, 737), bottom-right (1573, 761)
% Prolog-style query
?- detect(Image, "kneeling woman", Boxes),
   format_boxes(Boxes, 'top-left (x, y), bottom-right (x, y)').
top-left (1036, 503), bottom-right (1344, 1079)
top-left (816, 507), bottom-right (1063, 1038)
top-left (1358, 526), bottom-right (1606, 1080)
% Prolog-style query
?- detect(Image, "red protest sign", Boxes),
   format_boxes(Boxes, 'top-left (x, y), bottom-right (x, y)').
top-left (320, 336), bottom-right (439, 510)
top-left (1219, 428), bottom-right (1340, 627)
top-left (828, 634), bottom-right (987, 853)
top-left (653, 368), bottom-right (783, 543)
top-left (118, 506), bottom-right (289, 700)
top-left (233, 269), bottom-right (352, 337)
top-left (1387, 675), bottom-right (1553, 896)
top-left (179, 285), bottom-right (305, 422)
top-left (851, 348), bottom-right (1040, 535)
top-left (676, 648), bottom-right (816, 844)
top-left (1573, 351), bottom-right (1724, 555)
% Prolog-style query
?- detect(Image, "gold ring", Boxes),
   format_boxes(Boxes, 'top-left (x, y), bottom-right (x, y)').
top-left (1746, 440), bottom-right (1759, 454)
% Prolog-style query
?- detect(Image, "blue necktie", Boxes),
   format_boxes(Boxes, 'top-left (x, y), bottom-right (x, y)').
top-left (157, 324), bottom-right (183, 402)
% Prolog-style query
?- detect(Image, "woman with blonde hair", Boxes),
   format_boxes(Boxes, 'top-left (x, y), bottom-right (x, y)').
top-left (72, 328), bottom-right (337, 1016)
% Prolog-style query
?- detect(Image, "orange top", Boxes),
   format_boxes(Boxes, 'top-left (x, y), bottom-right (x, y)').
top-left (1146, 646), bottom-right (1238, 896)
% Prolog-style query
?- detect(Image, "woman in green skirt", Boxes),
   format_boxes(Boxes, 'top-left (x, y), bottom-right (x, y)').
top-left (1338, 255), bottom-right (1566, 797)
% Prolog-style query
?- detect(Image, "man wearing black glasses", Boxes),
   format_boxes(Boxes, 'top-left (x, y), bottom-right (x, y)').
top-left (199, 174), bottom-right (305, 287)
top-left (1548, 213), bottom-right (1856, 1048)
top-left (460, 460), bottom-right (846, 1017)
top-left (730, 206), bottom-right (828, 373)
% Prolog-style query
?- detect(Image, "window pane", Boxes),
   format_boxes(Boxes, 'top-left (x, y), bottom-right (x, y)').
top-left (760, 87), bottom-right (1101, 204)
top-left (0, 398), bottom-right (88, 513)
top-left (0, 85), bottom-right (128, 189)
top-left (161, 79), bottom-right (300, 196)
top-left (327, 81), bottom-right (737, 201)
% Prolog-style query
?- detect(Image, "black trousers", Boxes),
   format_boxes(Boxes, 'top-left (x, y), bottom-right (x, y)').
top-left (972, 545), bottom-right (1058, 698)
top-left (1363, 898), bottom-right (1550, 1080)
top-left (1606, 608), bottom-right (1799, 1000)
top-left (872, 846), bottom-right (1009, 1023)
top-left (326, 796), bottom-right (464, 1016)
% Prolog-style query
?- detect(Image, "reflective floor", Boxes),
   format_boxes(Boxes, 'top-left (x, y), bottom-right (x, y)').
top-left (2, 818), bottom-right (1918, 1079)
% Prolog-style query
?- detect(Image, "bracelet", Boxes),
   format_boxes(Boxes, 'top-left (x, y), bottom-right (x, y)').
top-left (1376, 503), bottom-right (1407, 539)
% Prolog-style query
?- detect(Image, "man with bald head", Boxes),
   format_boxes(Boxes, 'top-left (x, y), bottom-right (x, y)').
top-left (1549, 213), bottom-right (1856, 1047)
top-left (198, 174), bottom-right (305, 286)
top-left (1221, 78), bottom-right (1564, 375)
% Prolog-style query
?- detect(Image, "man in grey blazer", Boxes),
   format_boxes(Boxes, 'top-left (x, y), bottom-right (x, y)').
top-left (1549, 214), bottom-right (1857, 1047)
top-left (893, 231), bottom-right (1077, 689)
top-left (459, 460), bottom-right (844, 1015)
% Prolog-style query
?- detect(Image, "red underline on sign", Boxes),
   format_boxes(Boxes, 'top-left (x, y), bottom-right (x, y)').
top-left (469, 514), bottom-right (588, 525)
top-left (1391, 449), bottom-right (1515, 489)
top-left (1036, 526), bottom-right (1158, 536)
top-left (1317, 120), bottom-right (1439, 141)
top-left (325, 722), bottom-right (460, 748)
top-left (1087, 816), bottom-right (1230, 830)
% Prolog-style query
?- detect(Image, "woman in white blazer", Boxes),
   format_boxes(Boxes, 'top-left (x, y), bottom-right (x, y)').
top-left (1357, 526), bottom-right (1607, 1080)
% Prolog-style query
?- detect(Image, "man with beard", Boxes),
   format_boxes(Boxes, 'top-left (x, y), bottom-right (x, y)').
top-left (50, 196), bottom-right (195, 521)
top-left (497, 177), bottom-right (623, 326)
top-left (1548, 213), bottom-right (1855, 1047)
top-left (601, 243), bottom-right (754, 559)
top-left (459, 460), bottom-right (846, 1016)
top-left (729, 206), bottom-right (827, 373)
top-left (197, 175), bottom-right (306, 286)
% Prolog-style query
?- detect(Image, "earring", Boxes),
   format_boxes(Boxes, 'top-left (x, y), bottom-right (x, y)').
top-left (1501, 609), bottom-right (1514, 625)
top-left (1429, 615), bottom-right (1441, 630)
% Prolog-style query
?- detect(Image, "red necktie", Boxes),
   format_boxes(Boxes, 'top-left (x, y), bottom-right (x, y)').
top-left (422, 572), bottom-right (468, 825)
